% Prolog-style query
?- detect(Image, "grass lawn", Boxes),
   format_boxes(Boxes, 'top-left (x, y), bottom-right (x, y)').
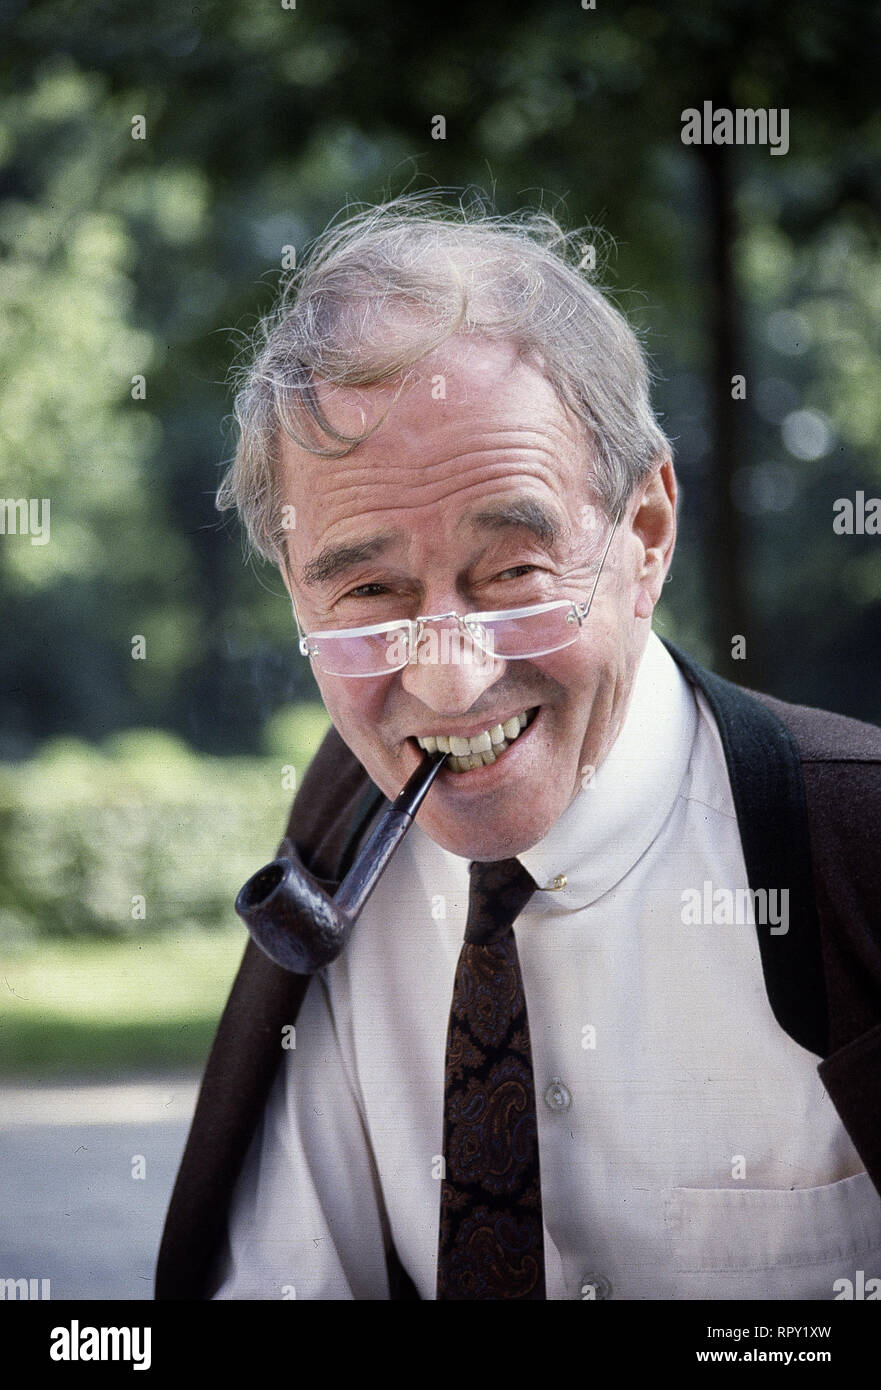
top-left (0, 929), bottom-right (248, 1078)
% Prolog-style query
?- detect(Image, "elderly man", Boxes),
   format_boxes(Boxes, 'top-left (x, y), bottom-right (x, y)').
top-left (157, 199), bottom-right (881, 1301)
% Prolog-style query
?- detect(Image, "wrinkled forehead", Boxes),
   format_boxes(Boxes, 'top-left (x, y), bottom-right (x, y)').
top-left (274, 336), bottom-right (604, 588)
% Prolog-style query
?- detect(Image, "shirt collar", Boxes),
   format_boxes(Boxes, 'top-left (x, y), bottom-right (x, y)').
top-left (517, 631), bottom-right (698, 913)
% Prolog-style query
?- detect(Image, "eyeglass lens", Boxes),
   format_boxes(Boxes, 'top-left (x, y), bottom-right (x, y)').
top-left (308, 605), bottom-right (582, 676)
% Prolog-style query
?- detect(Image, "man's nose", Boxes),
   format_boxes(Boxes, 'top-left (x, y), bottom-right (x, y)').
top-left (398, 618), bottom-right (505, 714)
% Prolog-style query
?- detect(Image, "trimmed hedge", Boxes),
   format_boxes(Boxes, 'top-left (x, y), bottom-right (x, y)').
top-left (0, 706), bottom-right (330, 942)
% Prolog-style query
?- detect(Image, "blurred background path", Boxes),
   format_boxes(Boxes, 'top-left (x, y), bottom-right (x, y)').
top-left (0, 1073), bottom-right (199, 1300)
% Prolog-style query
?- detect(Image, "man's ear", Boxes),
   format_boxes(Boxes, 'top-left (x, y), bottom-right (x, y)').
top-left (631, 457), bottom-right (677, 619)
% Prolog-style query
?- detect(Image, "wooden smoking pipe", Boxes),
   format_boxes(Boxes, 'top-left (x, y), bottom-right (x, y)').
top-left (235, 748), bottom-right (448, 974)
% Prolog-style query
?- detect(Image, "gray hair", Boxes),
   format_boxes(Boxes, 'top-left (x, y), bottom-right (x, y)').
top-left (217, 192), bottom-right (671, 564)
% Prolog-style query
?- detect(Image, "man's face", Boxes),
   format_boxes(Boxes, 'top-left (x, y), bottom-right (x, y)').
top-left (279, 337), bottom-right (676, 861)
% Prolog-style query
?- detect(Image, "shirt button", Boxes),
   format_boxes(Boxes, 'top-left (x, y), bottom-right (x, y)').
top-left (580, 1273), bottom-right (612, 1300)
top-left (543, 1078), bottom-right (572, 1112)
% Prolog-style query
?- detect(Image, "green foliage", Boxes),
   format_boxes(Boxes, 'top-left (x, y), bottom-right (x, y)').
top-left (0, 712), bottom-right (329, 943)
top-left (0, 932), bottom-right (249, 1077)
top-left (261, 701), bottom-right (331, 764)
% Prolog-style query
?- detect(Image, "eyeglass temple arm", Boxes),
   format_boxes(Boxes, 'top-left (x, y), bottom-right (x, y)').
top-left (277, 550), bottom-right (306, 643)
top-left (285, 574), bottom-right (311, 655)
top-left (573, 506), bottom-right (623, 622)
top-left (295, 613), bottom-right (311, 656)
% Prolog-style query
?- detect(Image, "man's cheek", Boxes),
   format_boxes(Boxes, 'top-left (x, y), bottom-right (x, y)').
top-left (320, 684), bottom-right (386, 750)
top-left (315, 682), bottom-right (360, 744)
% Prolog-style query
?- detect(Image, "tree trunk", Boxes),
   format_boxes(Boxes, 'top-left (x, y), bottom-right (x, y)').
top-left (698, 141), bottom-right (759, 686)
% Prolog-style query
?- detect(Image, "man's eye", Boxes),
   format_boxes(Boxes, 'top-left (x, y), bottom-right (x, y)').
top-left (346, 583), bottom-right (388, 598)
top-left (496, 565), bottom-right (539, 580)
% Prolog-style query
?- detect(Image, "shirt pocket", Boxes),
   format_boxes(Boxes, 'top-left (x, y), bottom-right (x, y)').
top-left (667, 1171), bottom-right (881, 1273)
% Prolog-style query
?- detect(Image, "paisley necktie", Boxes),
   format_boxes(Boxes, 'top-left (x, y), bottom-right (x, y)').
top-left (436, 857), bottom-right (545, 1299)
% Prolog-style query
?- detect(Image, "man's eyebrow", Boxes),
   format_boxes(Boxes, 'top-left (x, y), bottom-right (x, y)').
top-left (301, 535), bottom-right (398, 587)
top-left (464, 499), bottom-right (561, 546)
top-left (301, 502), bottom-right (561, 586)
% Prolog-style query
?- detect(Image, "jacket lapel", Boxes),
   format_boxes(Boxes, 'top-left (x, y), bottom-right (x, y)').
top-left (662, 639), bottom-right (829, 1058)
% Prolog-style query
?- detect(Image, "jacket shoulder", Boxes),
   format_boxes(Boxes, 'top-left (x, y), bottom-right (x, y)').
top-left (746, 689), bottom-right (881, 763)
top-left (745, 685), bottom-right (881, 1060)
top-left (662, 636), bottom-right (881, 763)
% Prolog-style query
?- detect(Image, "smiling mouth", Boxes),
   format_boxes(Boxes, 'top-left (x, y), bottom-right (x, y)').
top-left (414, 707), bottom-right (538, 773)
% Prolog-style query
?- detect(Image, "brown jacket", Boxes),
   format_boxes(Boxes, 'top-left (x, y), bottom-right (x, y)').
top-left (155, 641), bottom-right (881, 1299)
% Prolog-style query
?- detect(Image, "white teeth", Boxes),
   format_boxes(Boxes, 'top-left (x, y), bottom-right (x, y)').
top-left (416, 709), bottom-right (533, 771)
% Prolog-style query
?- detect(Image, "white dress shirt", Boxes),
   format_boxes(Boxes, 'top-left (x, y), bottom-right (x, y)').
top-left (211, 632), bottom-right (881, 1300)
